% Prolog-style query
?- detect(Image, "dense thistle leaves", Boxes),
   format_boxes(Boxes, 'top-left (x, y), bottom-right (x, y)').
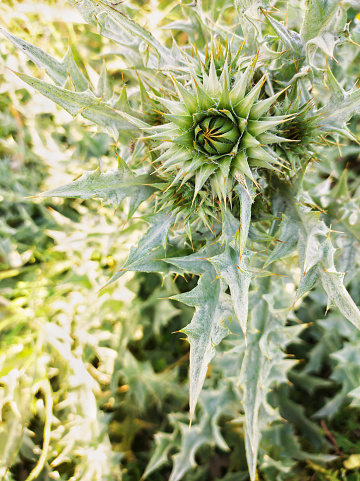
top-left (3, 1), bottom-right (360, 480)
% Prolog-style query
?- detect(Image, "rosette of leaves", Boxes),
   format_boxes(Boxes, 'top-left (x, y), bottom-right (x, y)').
top-left (3, 1), bottom-right (360, 480)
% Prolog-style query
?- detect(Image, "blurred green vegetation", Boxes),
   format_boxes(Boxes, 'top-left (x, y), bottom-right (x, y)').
top-left (1, 1), bottom-right (360, 481)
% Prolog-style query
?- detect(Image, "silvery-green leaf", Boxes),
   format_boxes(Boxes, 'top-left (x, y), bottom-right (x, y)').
top-left (235, 183), bottom-right (255, 258)
top-left (103, 214), bottom-right (175, 288)
top-left (0, 28), bottom-right (89, 91)
top-left (208, 246), bottom-right (251, 337)
top-left (314, 340), bottom-right (360, 418)
top-left (297, 210), bottom-right (328, 275)
top-left (300, 0), bottom-right (352, 65)
top-left (337, 234), bottom-right (360, 285)
top-left (318, 70), bottom-right (360, 132)
top-left (96, 62), bottom-right (113, 101)
top-left (278, 387), bottom-right (329, 447)
top-left (142, 432), bottom-right (174, 479)
top-left (240, 298), bottom-right (275, 481)
top-left (241, 340), bottom-right (271, 481)
top-left (319, 240), bottom-right (360, 329)
top-left (169, 422), bottom-right (209, 481)
top-left (74, 0), bottom-right (176, 68)
top-left (108, 248), bottom-right (173, 287)
top-left (171, 274), bottom-right (232, 417)
top-left (148, 387), bottom-right (235, 481)
top-left (169, 387), bottom-right (235, 481)
top-left (264, 215), bottom-right (299, 268)
top-left (349, 384), bottom-right (360, 408)
top-left (164, 245), bottom-right (220, 276)
top-left (234, 0), bottom-right (269, 50)
top-left (122, 213), bottom-right (174, 268)
top-left (221, 209), bottom-right (241, 244)
top-left (74, 0), bottom-right (142, 48)
top-left (300, 0), bottom-right (342, 44)
top-left (263, 13), bottom-right (303, 57)
top-left (306, 32), bottom-right (337, 62)
top-left (14, 71), bottom-right (134, 139)
top-left (241, 282), bottom-right (307, 481)
top-left (295, 265), bottom-right (320, 301)
top-left (38, 159), bottom-right (154, 212)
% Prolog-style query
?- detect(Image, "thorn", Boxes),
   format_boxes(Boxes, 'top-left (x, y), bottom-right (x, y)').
top-left (349, 38), bottom-right (360, 48)
top-left (96, 284), bottom-right (107, 294)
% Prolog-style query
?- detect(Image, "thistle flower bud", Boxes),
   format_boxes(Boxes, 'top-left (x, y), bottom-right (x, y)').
top-left (194, 111), bottom-right (241, 156)
top-left (148, 50), bottom-right (293, 218)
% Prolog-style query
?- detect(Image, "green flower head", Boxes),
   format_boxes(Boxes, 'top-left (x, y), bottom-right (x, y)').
top-left (194, 110), bottom-right (241, 156)
top-left (148, 49), bottom-right (292, 214)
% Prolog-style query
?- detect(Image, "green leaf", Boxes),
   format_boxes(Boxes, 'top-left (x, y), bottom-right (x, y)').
top-left (142, 432), bottom-right (174, 479)
top-left (264, 13), bottom-right (303, 57)
top-left (208, 246), bottom-right (251, 337)
top-left (0, 28), bottom-right (89, 91)
top-left (171, 273), bottom-right (232, 417)
top-left (164, 245), bottom-right (220, 276)
top-left (105, 213), bottom-right (175, 287)
top-left (300, 0), bottom-right (341, 43)
top-left (300, 0), bottom-right (350, 63)
top-left (235, 183), bottom-right (255, 258)
top-left (318, 70), bottom-right (360, 134)
top-left (319, 240), bottom-right (360, 330)
top-left (297, 210), bottom-right (328, 275)
top-left (14, 71), bottom-right (134, 139)
top-left (38, 159), bottom-right (154, 213)
top-left (74, 0), bottom-right (175, 68)
top-left (264, 215), bottom-right (298, 268)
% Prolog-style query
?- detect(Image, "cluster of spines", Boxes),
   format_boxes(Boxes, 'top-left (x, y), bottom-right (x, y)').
top-left (146, 46), bottom-right (294, 214)
top-left (273, 87), bottom-right (325, 171)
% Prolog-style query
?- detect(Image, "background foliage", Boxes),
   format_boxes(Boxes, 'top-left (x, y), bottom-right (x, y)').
top-left (1, 1), bottom-right (360, 480)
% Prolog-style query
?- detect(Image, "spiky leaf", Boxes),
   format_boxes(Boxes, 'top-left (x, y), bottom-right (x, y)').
top-left (171, 273), bottom-right (232, 417)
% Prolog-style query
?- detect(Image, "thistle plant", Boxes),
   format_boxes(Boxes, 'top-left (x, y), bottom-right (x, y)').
top-left (2, 0), bottom-right (360, 479)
